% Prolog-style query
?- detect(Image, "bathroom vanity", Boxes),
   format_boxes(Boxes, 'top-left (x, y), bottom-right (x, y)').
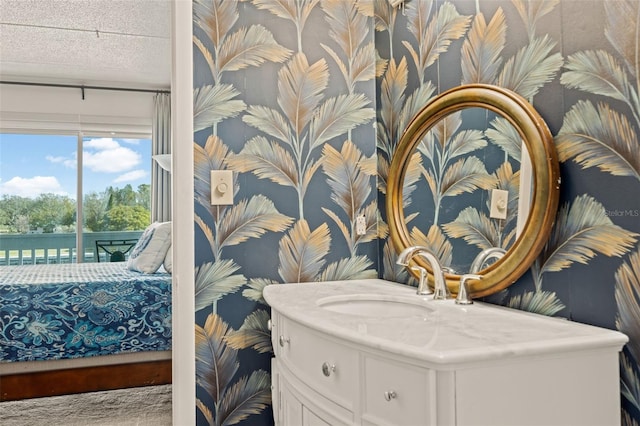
top-left (264, 279), bottom-right (628, 426)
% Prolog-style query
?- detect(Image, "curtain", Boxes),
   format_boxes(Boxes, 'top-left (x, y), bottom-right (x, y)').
top-left (152, 93), bottom-right (171, 222)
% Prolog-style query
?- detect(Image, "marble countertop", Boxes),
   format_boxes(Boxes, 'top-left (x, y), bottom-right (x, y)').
top-left (263, 279), bottom-right (628, 367)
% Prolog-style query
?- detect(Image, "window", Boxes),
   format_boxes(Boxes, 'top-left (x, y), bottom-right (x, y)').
top-left (0, 132), bottom-right (152, 264)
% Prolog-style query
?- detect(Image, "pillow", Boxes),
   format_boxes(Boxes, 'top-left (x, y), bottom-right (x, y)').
top-left (163, 245), bottom-right (172, 274)
top-left (127, 221), bottom-right (172, 273)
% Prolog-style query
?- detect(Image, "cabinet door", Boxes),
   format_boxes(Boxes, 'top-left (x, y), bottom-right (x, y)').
top-left (303, 407), bottom-right (331, 426)
top-left (362, 355), bottom-right (436, 426)
top-left (272, 358), bottom-right (281, 425)
top-left (280, 382), bottom-right (303, 426)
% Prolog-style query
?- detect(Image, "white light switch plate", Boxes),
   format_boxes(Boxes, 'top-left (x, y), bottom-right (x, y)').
top-left (489, 189), bottom-right (508, 220)
top-left (211, 170), bottom-right (233, 205)
top-left (356, 215), bottom-right (367, 235)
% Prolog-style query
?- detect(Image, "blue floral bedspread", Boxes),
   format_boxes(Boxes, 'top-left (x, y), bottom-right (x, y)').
top-left (0, 263), bottom-right (171, 363)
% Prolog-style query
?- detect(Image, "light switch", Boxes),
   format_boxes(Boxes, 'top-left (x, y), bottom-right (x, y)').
top-left (211, 170), bottom-right (233, 205)
top-left (489, 189), bottom-right (508, 220)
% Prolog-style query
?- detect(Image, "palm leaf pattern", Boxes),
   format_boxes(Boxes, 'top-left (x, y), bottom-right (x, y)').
top-left (238, 52), bottom-right (374, 219)
top-left (195, 135), bottom-right (233, 215)
top-left (251, 0), bottom-right (319, 52)
top-left (196, 313), bottom-right (271, 426)
top-left (194, 0), bottom-right (291, 84)
top-left (616, 249), bottom-right (640, 365)
top-left (561, 50), bottom-right (633, 104)
top-left (511, 0), bottom-right (559, 40)
top-left (320, 0), bottom-right (375, 93)
top-left (373, 0), bottom-right (402, 57)
top-left (559, 1), bottom-right (640, 181)
top-left (605, 0), bottom-right (639, 79)
top-left (485, 116), bottom-right (523, 162)
top-left (381, 239), bottom-right (412, 283)
top-left (378, 57), bottom-right (408, 160)
top-left (217, 370), bottom-right (271, 426)
top-left (194, 135), bottom-right (293, 260)
top-left (193, 0), bottom-right (291, 135)
top-left (225, 310), bottom-right (273, 354)
top-left (409, 224), bottom-right (454, 269)
top-left (621, 352), bottom-right (640, 415)
top-left (195, 260), bottom-right (246, 312)
top-left (460, 8), bottom-right (506, 84)
top-left (415, 112), bottom-right (493, 224)
top-left (242, 278), bottom-right (276, 305)
top-left (460, 6), bottom-right (562, 100)
top-left (505, 289), bottom-right (565, 317)
top-left (318, 256), bottom-right (377, 281)
top-left (193, 84), bottom-right (247, 133)
top-left (399, 152), bottom-right (424, 210)
top-left (442, 161), bottom-right (519, 253)
top-left (402, 2), bottom-right (471, 83)
top-left (556, 100), bottom-right (640, 180)
top-left (278, 219), bottom-right (331, 283)
top-left (532, 194), bottom-right (639, 289)
top-left (216, 195), bottom-right (294, 249)
top-left (192, 5), bottom-right (297, 418)
top-left (442, 206), bottom-right (503, 251)
top-left (496, 35), bottom-right (562, 100)
top-left (196, 314), bottom-right (239, 403)
top-left (377, 58), bottom-right (435, 171)
top-left (321, 140), bottom-right (377, 255)
top-left (617, 260), bottom-right (640, 426)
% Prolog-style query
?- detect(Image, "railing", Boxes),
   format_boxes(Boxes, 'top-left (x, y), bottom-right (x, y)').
top-left (0, 231), bottom-right (143, 266)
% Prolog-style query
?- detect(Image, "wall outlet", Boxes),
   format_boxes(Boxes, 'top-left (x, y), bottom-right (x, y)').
top-left (489, 189), bottom-right (508, 220)
top-left (211, 170), bottom-right (233, 205)
top-left (356, 215), bottom-right (367, 235)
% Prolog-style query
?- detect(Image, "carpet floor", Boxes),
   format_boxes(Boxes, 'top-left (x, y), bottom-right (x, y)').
top-left (0, 385), bottom-right (172, 426)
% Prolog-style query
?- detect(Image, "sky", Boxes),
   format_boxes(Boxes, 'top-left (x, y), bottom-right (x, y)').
top-left (0, 133), bottom-right (152, 199)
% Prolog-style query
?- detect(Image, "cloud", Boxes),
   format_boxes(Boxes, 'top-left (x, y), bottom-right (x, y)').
top-left (84, 138), bottom-right (121, 150)
top-left (46, 155), bottom-right (76, 169)
top-left (114, 169), bottom-right (148, 183)
top-left (0, 176), bottom-right (67, 198)
top-left (83, 138), bottom-right (141, 173)
top-left (45, 138), bottom-right (142, 174)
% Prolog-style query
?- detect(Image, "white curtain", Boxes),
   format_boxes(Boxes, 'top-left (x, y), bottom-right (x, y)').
top-left (152, 93), bottom-right (171, 222)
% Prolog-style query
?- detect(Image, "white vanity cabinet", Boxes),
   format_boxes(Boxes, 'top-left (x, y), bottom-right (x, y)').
top-left (265, 279), bottom-right (628, 426)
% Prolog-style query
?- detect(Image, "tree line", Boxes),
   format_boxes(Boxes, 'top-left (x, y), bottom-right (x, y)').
top-left (0, 184), bottom-right (150, 233)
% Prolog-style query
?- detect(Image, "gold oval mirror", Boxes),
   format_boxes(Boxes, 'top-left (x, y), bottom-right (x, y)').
top-left (386, 84), bottom-right (560, 298)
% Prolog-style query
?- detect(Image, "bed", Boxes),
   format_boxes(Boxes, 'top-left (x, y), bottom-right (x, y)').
top-left (0, 262), bottom-right (172, 401)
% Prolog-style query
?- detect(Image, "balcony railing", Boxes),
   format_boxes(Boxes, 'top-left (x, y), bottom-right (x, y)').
top-left (0, 231), bottom-right (143, 266)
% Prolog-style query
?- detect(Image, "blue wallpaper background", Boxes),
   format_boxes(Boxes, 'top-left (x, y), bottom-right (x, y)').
top-left (191, 1), bottom-right (640, 424)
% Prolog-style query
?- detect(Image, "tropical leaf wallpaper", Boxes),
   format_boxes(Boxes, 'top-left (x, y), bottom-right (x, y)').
top-left (190, 0), bottom-right (640, 424)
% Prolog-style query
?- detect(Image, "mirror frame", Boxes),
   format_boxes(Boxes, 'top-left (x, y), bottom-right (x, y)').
top-left (386, 84), bottom-right (560, 298)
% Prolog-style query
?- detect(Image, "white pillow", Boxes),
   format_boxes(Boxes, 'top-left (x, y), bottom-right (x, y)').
top-left (127, 221), bottom-right (172, 273)
top-left (163, 245), bottom-right (172, 274)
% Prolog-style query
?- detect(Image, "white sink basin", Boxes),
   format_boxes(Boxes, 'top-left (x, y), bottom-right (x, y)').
top-left (317, 294), bottom-right (434, 318)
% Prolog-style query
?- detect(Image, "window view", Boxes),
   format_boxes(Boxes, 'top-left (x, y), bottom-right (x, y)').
top-left (0, 133), bottom-right (152, 265)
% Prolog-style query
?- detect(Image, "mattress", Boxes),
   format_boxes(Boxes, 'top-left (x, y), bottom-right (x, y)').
top-left (0, 263), bottom-right (172, 363)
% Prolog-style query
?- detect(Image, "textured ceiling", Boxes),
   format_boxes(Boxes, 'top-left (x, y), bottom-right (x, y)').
top-left (0, 0), bottom-right (171, 89)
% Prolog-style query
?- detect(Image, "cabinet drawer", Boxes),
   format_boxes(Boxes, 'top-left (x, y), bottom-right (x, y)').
top-left (279, 318), bottom-right (357, 409)
top-left (362, 356), bottom-right (435, 426)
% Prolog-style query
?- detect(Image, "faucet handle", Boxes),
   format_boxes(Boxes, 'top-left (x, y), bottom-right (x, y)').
top-left (410, 266), bottom-right (432, 295)
top-left (455, 274), bottom-right (482, 305)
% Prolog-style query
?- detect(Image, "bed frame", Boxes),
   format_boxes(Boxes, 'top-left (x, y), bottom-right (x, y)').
top-left (0, 359), bottom-right (171, 401)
